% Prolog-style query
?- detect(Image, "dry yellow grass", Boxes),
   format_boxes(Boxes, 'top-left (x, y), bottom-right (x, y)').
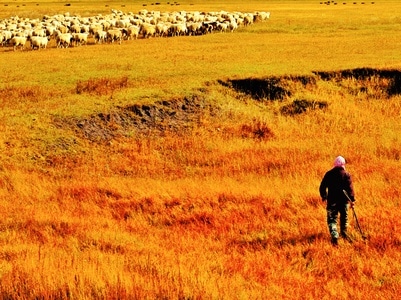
top-left (0, 0), bottom-right (401, 299)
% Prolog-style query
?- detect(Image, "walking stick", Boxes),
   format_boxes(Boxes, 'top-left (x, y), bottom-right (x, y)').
top-left (343, 190), bottom-right (367, 240)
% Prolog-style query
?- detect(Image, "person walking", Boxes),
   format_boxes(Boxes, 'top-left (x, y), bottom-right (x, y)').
top-left (319, 156), bottom-right (356, 246)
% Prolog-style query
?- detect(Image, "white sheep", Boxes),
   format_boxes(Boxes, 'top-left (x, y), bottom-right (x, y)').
top-left (101, 21), bottom-right (112, 31)
top-left (243, 14), bottom-right (254, 26)
top-left (236, 17), bottom-right (244, 27)
top-left (89, 24), bottom-right (103, 36)
top-left (57, 24), bottom-right (69, 33)
top-left (70, 24), bottom-right (81, 33)
top-left (170, 23), bottom-right (187, 36)
top-left (254, 11), bottom-right (270, 22)
top-left (126, 25), bottom-right (140, 40)
top-left (155, 23), bottom-right (170, 37)
top-left (107, 29), bottom-right (123, 44)
top-left (1, 30), bottom-right (13, 45)
top-left (10, 36), bottom-right (27, 51)
top-left (30, 36), bottom-right (48, 50)
top-left (217, 22), bottom-right (229, 33)
top-left (130, 18), bottom-right (143, 27)
top-left (94, 30), bottom-right (107, 44)
top-left (187, 22), bottom-right (202, 36)
top-left (81, 25), bottom-right (90, 34)
top-left (32, 28), bottom-right (46, 37)
top-left (55, 31), bottom-right (72, 48)
top-left (116, 19), bottom-right (130, 28)
top-left (72, 32), bottom-right (88, 46)
top-left (45, 26), bottom-right (56, 37)
top-left (140, 23), bottom-right (156, 39)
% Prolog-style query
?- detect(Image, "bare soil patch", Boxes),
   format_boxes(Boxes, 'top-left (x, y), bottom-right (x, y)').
top-left (60, 95), bottom-right (216, 142)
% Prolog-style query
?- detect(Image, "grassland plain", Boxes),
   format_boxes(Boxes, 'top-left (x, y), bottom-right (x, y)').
top-left (0, 0), bottom-right (401, 299)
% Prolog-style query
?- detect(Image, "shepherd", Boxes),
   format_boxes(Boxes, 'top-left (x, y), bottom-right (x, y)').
top-left (319, 156), bottom-right (356, 246)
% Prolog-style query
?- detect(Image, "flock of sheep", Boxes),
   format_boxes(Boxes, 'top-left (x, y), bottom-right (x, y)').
top-left (0, 9), bottom-right (271, 51)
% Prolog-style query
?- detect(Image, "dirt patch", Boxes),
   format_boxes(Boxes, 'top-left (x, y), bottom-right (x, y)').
top-left (59, 95), bottom-right (216, 142)
top-left (313, 67), bottom-right (401, 97)
top-left (219, 75), bottom-right (316, 101)
top-left (280, 99), bottom-right (328, 116)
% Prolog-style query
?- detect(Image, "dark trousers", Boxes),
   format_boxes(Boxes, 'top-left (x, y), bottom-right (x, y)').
top-left (327, 203), bottom-right (349, 239)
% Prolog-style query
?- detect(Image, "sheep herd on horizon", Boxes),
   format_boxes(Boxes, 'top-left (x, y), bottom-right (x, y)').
top-left (0, 9), bottom-right (270, 51)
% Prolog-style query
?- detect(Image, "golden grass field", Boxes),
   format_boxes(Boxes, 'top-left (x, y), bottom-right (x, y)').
top-left (0, 0), bottom-right (401, 299)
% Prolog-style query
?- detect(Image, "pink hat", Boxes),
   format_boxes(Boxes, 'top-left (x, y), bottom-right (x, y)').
top-left (334, 156), bottom-right (346, 168)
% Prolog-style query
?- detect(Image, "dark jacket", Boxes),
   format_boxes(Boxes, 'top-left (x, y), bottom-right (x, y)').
top-left (319, 166), bottom-right (355, 205)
